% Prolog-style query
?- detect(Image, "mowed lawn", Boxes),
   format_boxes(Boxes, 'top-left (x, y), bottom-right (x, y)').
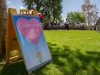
top-left (0, 30), bottom-right (100, 75)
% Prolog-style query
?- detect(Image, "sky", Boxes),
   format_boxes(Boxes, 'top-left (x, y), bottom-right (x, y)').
top-left (6, 0), bottom-right (100, 21)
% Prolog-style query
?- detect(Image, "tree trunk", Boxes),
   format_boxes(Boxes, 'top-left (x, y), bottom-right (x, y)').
top-left (0, 0), bottom-right (7, 56)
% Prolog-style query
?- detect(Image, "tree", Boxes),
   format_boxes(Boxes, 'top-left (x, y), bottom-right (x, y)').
top-left (81, 0), bottom-right (99, 28)
top-left (0, 0), bottom-right (7, 56)
top-left (67, 12), bottom-right (86, 25)
top-left (91, 5), bottom-right (99, 25)
top-left (22, 0), bottom-right (63, 23)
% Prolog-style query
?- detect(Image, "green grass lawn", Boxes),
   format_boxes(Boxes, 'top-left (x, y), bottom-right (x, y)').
top-left (0, 30), bottom-right (100, 75)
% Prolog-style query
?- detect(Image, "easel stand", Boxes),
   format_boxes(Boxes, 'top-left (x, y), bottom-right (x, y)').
top-left (6, 8), bottom-right (52, 74)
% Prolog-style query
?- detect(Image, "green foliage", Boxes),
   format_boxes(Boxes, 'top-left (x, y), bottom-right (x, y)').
top-left (22, 0), bottom-right (63, 23)
top-left (67, 12), bottom-right (86, 24)
top-left (1, 30), bottom-right (100, 75)
top-left (10, 50), bottom-right (21, 57)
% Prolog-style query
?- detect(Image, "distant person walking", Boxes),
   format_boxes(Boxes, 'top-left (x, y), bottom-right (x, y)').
top-left (64, 19), bottom-right (69, 30)
top-left (96, 17), bottom-right (100, 32)
top-left (94, 24), bottom-right (96, 30)
top-left (44, 20), bottom-right (50, 29)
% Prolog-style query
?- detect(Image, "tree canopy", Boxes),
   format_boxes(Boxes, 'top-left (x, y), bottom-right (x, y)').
top-left (81, 0), bottom-right (99, 27)
top-left (22, 0), bottom-right (63, 23)
top-left (67, 12), bottom-right (86, 25)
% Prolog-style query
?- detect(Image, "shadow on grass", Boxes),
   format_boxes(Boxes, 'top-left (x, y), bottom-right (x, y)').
top-left (0, 60), bottom-right (28, 75)
top-left (48, 43), bottom-right (100, 75)
top-left (0, 43), bottom-right (100, 75)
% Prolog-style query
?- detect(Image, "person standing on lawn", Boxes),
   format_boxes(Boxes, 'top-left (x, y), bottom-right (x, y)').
top-left (64, 19), bottom-right (69, 30)
top-left (96, 17), bottom-right (100, 32)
